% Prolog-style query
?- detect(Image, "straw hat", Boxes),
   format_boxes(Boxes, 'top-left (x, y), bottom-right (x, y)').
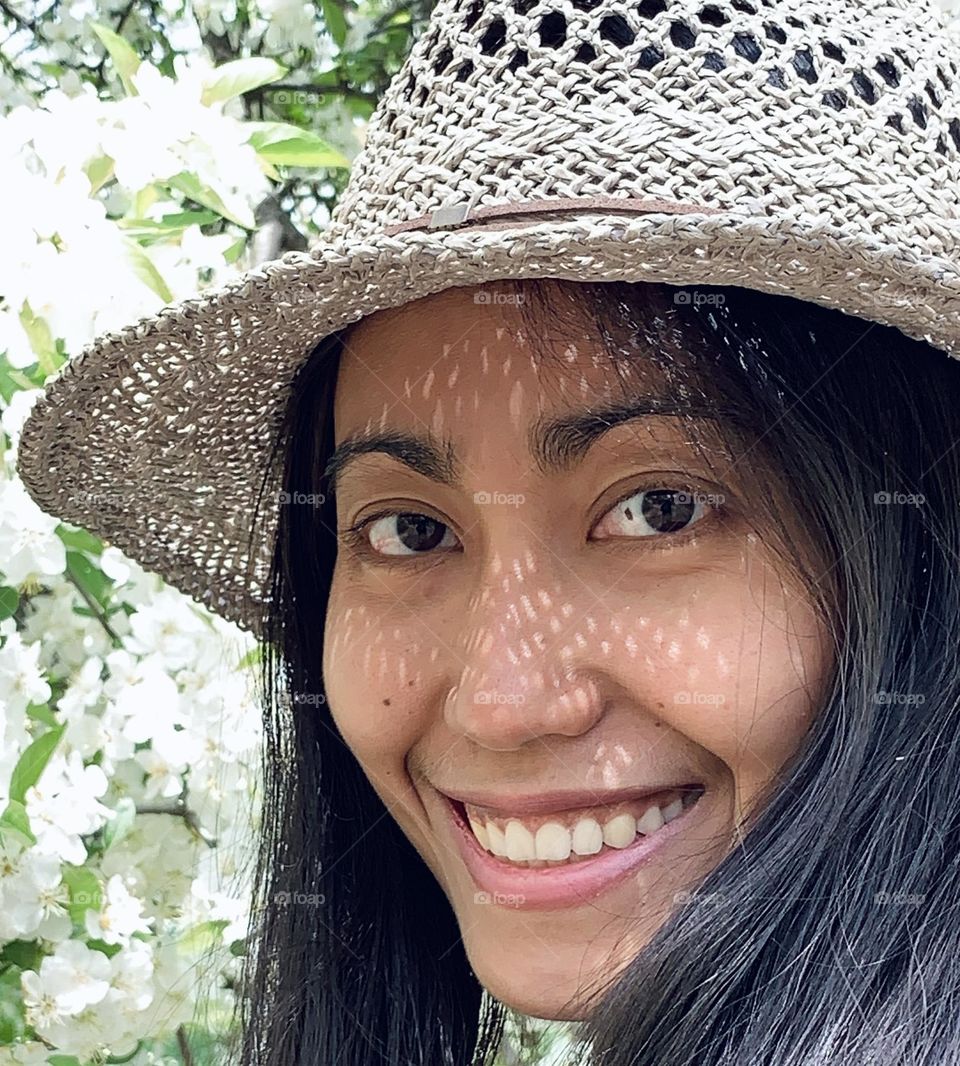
top-left (16, 0), bottom-right (960, 635)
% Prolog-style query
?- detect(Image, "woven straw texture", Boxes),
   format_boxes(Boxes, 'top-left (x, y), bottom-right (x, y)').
top-left (16, 0), bottom-right (960, 635)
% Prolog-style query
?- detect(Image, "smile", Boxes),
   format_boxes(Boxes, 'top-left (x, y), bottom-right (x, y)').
top-left (441, 784), bottom-right (706, 910)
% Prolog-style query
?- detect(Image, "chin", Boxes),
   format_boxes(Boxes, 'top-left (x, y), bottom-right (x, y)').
top-left (458, 918), bottom-right (648, 1022)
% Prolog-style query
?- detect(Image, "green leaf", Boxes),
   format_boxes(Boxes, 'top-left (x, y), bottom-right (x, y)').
top-left (66, 550), bottom-right (113, 609)
top-left (343, 94), bottom-right (375, 121)
top-left (8, 725), bottom-right (65, 804)
top-left (0, 939), bottom-right (44, 971)
top-left (257, 137), bottom-right (351, 169)
top-left (26, 703), bottom-right (58, 728)
top-left (133, 184), bottom-right (160, 218)
top-left (84, 154), bottom-right (115, 195)
top-left (0, 800), bottom-right (36, 845)
top-left (91, 23), bottom-right (141, 96)
top-left (116, 210), bottom-right (221, 242)
top-left (0, 352), bottom-right (38, 403)
top-left (103, 796), bottom-right (137, 851)
top-left (48, 1057), bottom-right (84, 1066)
top-left (124, 238), bottom-right (174, 303)
top-left (0, 969), bottom-right (25, 1044)
top-left (246, 123), bottom-right (350, 169)
top-left (18, 301), bottom-right (61, 378)
top-left (168, 171), bottom-right (255, 230)
top-left (223, 237), bottom-right (246, 264)
top-left (176, 919), bottom-right (229, 954)
top-left (0, 586), bottom-right (18, 621)
top-left (236, 643), bottom-right (262, 670)
top-left (62, 866), bottom-right (103, 923)
top-left (257, 155), bottom-right (282, 183)
top-left (56, 524), bottom-right (103, 555)
top-left (104, 1040), bottom-right (144, 1063)
top-left (321, 0), bottom-right (348, 48)
top-left (86, 938), bottom-right (123, 958)
top-left (200, 57), bottom-right (287, 106)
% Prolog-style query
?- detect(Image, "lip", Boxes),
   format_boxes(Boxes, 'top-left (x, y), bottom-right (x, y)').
top-left (438, 787), bottom-right (706, 911)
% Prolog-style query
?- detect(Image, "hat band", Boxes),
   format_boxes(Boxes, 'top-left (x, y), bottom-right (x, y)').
top-left (380, 194), bottom-right (731, 236)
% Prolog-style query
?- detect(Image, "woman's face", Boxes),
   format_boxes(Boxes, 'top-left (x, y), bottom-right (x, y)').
top-left (322, 283), bottom-right (833, 1020)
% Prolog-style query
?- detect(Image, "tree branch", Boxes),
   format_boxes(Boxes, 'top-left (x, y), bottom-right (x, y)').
top-left (0, 0), bottom-right (36, 33)
top-left (176, 1024), bottom-right (195, 1066)
top-left (135, 799), bottom-right (218, 847)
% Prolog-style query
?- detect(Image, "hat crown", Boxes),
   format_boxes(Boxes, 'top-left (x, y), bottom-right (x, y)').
top-left (330, 0), bottom-right (960, 244)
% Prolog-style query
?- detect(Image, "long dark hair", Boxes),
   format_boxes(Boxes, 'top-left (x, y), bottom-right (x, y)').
top-left (232, 277), bottom-right (960, 1065)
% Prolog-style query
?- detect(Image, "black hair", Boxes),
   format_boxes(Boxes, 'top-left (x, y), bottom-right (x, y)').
top-left (231, 277), bottom-right (960, 1065)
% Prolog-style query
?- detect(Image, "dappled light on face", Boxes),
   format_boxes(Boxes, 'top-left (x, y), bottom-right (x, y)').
top-left (318, 281), bottom-right (833, 1020)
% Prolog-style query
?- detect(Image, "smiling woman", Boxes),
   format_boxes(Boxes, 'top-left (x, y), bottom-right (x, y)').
top-left (318, 281), bottom-right (832, 1019)
top-left (235, 276), bottom-right (960, 1064)
top-left (15, 0), bottom-right (960, 1060)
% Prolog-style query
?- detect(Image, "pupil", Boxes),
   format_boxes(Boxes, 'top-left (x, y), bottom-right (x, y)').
top-left (396, 513), bottom-right (446, 552)
top-left (640, 490), bottom-right (696, 533)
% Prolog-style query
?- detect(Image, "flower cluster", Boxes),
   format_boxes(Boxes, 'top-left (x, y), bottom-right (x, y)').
top-left (0, 38), bottom-right (351, 1065)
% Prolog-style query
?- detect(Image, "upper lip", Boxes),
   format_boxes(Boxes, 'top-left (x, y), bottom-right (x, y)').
top-left (436, 783), bottom-right (703, 817)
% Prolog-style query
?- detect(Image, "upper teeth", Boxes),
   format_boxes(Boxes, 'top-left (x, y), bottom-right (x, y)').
top-left (465, 790), bottom-right (693, 865)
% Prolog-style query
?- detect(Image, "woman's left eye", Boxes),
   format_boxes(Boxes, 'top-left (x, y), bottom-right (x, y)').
top-left (592, 487), bottom-right (711, 540)
top-left (365, 512), bottom-right (460, 556)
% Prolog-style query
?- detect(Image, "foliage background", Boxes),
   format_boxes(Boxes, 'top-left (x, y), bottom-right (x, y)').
top-left (1, 0), bottom-right (959, 1063)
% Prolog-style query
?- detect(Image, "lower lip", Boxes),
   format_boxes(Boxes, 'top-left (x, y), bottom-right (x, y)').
top-left (441, 791), bottom-right (704, 911)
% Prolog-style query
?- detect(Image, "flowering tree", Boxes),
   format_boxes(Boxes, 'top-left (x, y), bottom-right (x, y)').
top-left (0, 3), bottom-right (421, 1062)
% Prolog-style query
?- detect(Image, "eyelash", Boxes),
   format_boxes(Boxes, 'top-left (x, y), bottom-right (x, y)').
top-left (338, 476), bottom-right (730, 566)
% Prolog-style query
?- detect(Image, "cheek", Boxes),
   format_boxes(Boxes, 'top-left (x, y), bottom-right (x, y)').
top-left (634, 564), bottom-right (830, 808)
top-left (322, 591), bottom-right (437, 770)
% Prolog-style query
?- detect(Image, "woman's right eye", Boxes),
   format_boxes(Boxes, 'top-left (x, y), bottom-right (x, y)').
top-left (361, 512), bottom-right (460, 557)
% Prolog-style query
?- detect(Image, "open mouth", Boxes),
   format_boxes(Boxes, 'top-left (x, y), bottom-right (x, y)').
top-left (445, 785), bottom-right (706, 870)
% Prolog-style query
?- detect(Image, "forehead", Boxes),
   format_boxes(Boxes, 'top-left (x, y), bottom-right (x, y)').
top-left (333, 283), bottom-right (678, 437)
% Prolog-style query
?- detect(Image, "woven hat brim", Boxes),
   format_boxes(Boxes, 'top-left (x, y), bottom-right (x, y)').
top-left (16, 207), bottom-right (960, 636)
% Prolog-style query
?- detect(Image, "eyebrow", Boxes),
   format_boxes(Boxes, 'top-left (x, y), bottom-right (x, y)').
top-left (322, 396), bottom-right (729, 495)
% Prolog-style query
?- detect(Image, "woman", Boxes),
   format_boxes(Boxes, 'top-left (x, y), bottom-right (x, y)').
top-left (240, 276), bottom-right (960, 1065)
top-left (17, 0), bottom-right (960, 1061)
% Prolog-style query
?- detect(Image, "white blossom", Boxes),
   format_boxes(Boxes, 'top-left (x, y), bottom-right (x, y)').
top-left (26, 750), bottom-right (112, 864)
top-left (1, 627), bottom-right (51, 715)
top-left (23, 938), bottom-right (112, 1018)
top-left (85, 874), bottom-right (154, 945)
top-left (0, 479), bottom-right (67, 585)
top-left (0, 840), bottom-right (68, 941)
top-left (124, 588), bottom-right (213, 671)
top-left (0, 27), bottom-right (287, 1064)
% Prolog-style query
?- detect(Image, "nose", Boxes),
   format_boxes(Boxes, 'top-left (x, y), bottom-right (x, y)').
top-left (442, 553), bottom-right (608, 750)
